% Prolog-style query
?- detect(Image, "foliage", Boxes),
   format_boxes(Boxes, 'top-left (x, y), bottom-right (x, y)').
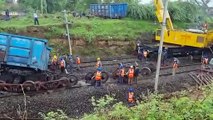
top-left (39, 109), bottom-right (69, 120)
top-left (168, 1), bottom-right (203, 22)
top-left (127, 0), bottom-right (155, 20)
top-left (0, 0), bottom-right (6, 11)
top-left (91, 95), bottom-right (115, 112)
top-left (126, 0), bottom-right (206, 22)
top-left (82, 84), bottom-right (213, 120)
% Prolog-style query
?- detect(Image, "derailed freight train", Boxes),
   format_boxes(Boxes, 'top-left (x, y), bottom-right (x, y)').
top-left (0, 33), bottom-right (77, 92)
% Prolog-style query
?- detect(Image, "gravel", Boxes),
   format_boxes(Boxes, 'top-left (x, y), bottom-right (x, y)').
top-left (0, 72), bottom-right (197, 119)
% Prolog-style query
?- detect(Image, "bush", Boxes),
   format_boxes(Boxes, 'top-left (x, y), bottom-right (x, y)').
top-left (40, 109), bottom-right (69, 120)
top-left (82, 84), bottom-right (213, 120)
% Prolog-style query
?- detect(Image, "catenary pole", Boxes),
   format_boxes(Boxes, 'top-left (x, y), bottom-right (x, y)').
top-left (154, 0), bottom-right (168, 92)
top-left (63, 10), bottom-right (72, 55)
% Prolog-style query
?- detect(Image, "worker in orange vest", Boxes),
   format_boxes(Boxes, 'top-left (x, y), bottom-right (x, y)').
top-left (127, 65), bottom-right (135, 85)
top-left (118, 63), bottom-right (125, 84)
top-left (60, 58), bottom-right (66, 73)
top-left (92, 67), bottom-right (102, 88)
top-left (172, 58), bottom-right (179, 76)
top-left (76, 56), bottom-right (81, 70)
top-left (96, 57), bottom-right (102, 69)
top-left (51, 55), bottom-right (58, 71)
top-left (52, 55), bottom-right (58, 65)
top-left (143, 50), bottom-right (148, 61)
top-left (127, 87), bottom-right (136, 107)
top-left (202, 56), bottom-right (209, 68)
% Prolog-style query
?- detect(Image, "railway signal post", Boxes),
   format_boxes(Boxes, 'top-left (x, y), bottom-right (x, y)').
top-left (63, 10), bottom-right (72, 55)
top-left (154, 0), bottom-right (168, 92)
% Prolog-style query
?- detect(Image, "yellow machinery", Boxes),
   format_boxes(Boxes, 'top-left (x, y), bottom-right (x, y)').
top-left (154, 0), bottom-right (213, 48)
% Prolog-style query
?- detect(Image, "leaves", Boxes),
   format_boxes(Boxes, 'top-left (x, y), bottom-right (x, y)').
top-left (83, 84), bottom-right (213, 120)
top-left (39, 109), bottom-right (69, 120)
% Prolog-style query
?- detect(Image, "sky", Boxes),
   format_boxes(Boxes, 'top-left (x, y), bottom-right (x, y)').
top-left (140, 0), bottom-right (213, 7)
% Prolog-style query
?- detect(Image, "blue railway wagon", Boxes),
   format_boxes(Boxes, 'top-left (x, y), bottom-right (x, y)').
top-left (90, 3), bottom-right (128, 18)
top-left (0, 33), bottom-right (51, 71)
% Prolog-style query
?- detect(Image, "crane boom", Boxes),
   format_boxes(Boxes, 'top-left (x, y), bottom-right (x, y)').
top-left (154, 0), bottom-right (174, 30)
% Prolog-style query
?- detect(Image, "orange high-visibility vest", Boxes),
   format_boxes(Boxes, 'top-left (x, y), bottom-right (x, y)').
top-left (60, 60), bottom-right (65, 67)
top-left (76, 57), bottom-right (81, 64)
top-left (120, 68), bottom-right (125, 77)
top-left (128, 92), bottom-right (135, 103)
top-left (95, 71), bottom-right (102, 81)
top-left (128, 68), bottom-right (134, 78)
top-left (143, 51), bottom-right (148, 58)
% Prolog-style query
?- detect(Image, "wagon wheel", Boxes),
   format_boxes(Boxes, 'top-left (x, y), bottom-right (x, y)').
top-left (141, 67), bottom-right (152, 76)
top-left (85, 72), bottom-right (94, 83)
top-left (101, 71), bottom-right (109, 83)
top-left (112, 68), bottom-right (119, 80)
top-left (67, 75), bottom-right (78, 86)
top-left (23, 81), bottom-right (37, 91)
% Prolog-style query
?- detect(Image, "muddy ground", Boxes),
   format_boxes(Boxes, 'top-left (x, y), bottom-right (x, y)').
top-left (0, 72), bottom-right (196, 119)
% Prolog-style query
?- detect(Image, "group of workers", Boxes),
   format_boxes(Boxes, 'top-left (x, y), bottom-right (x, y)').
top-left (91, 57), bottom-right (138, 106)
top-left (117, 62), bottom-right (140, 85)
top-left (51, 54), bottom-right (81, 73)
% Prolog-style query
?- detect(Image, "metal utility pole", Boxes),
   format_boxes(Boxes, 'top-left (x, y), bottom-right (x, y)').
top-left (154, 0), bottom-right (168, 92)
top-left (63, 10), bottom-right (72, 55)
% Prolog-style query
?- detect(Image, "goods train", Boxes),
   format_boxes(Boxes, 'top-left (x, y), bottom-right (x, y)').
top-left (90, 3), bottom-right (128, 19)
top-left (137, 0), bottom-right (213, 59)
top-left (0, 33), bottom-right (77, 92)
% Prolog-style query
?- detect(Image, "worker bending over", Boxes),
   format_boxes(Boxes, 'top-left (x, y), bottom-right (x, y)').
top-left (127, 65), bottom-right (135, 85)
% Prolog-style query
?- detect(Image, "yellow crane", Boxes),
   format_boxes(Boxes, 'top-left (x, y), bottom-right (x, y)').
top-left (154, 0), bottom-right (213, 48)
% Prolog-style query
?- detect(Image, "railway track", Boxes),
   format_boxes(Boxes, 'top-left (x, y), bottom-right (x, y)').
top-left (0, 56), bottom-right (206, 98)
